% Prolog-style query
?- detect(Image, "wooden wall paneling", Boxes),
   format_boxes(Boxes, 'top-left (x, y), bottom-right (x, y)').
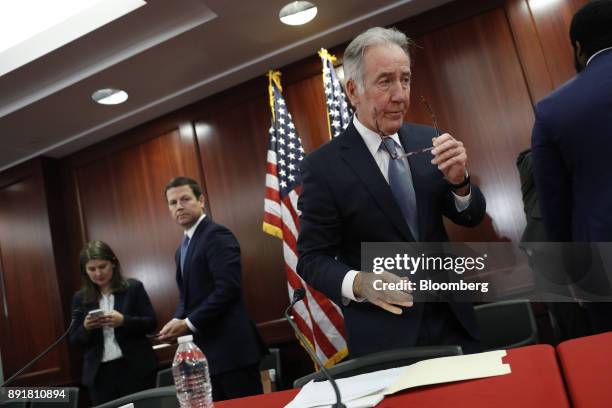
top-left (0, 158), bottom-right (69, 385)
top-left (395, 0), bottom-right (504, 38)
top-left (405, 7), bottom-right (536, 242)
top-left (72, 128), bottom-right (201, 330)
top-left (56, 162), bottom-right (89, 384)
top-left (526, 0), bottom-right (588, 90)
top-left (39, 158), bottom-right (77, 384)
top-left (194, 93), bottom-right (294, 343)
top-left (505, 0), bottom-right (555, 104)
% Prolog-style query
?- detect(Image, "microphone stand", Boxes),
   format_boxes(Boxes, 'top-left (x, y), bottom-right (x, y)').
top-left (1, 309), bottom-right (82, 387)
top-left (285, 288), bottom-right (346, 408)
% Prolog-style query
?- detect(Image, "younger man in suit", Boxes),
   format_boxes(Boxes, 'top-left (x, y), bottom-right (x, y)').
top-left (158, 176), bottom-right (264, 400)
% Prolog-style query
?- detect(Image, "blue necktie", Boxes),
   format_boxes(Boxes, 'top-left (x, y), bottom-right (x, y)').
top-left (180, 235), bottom-right (190, 275)
top-left (381, 138), bottom-right (419, 240)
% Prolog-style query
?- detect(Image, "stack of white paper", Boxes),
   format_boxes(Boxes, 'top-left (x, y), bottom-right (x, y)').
top-left (285, 349), bottom-right (511, 408)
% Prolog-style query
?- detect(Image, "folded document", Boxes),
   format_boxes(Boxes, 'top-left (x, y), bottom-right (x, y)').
top-left (285, 349), bottom-right (511, 408)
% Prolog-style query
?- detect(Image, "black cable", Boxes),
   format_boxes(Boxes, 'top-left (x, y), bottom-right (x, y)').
top-left (1, 309), bottom-right (82, 387)
top-left (285, 288), bottom-right (346, 408)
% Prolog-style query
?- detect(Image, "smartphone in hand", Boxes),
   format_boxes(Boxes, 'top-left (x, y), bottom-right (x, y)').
top-left (88, 308), bottom-right (104, 319)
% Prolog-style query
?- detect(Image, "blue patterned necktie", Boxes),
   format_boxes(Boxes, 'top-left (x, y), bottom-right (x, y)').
top-left (381, 138), bottom-right (419, 240)
top-left (180, 235), bottom-right (190, 275)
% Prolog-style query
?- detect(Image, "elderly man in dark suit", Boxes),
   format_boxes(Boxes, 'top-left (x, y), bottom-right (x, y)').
top-left (158, 176), bottom-right (264, 401)
top-left (297, 27), bottom-right (486, 358)
top-left (531, 0), bottom-right (612, 333)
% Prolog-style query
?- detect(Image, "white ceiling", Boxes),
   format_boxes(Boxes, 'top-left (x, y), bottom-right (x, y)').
top-left (0, 0), bottom-right (451, 171)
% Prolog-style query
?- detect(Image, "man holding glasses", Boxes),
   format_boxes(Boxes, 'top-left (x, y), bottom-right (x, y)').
top-left (297, 27), bottom-right (486, 357)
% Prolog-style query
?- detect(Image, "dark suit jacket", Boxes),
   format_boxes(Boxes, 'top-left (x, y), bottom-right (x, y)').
top-left (174, 217), bottom-right (264, 376)
top-left (297, 122), bottom-right (486, 357)
top-left (532, 49), bottom-right (612, 241)
top-left (517, 149), bottom-right (548, 243)
top-left (70, 279), bottom-right (158, 387)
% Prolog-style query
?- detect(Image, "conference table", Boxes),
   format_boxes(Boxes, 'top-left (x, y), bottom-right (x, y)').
top-left (216, 344), bottom-right (570, 408)
top-left (557, 332), bottom-right (612, 408)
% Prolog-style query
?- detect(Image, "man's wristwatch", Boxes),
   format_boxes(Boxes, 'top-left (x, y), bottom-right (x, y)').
top-left (447, 170), bottom-right (470, 189)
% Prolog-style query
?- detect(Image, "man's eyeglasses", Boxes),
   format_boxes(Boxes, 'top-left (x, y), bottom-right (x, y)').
top-left (376, 96), bottom-right (440, 160)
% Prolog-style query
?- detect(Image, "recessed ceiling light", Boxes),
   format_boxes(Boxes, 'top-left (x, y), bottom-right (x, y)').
top-left (279, 1), bottom-right (317, 26)
top-left (92, 88), bottom-right (128, 105)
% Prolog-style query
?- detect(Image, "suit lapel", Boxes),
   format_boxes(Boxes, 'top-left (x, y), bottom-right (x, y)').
top-left (113, 288), bottom-right (126, 313)
top-left (340, 124), bottom-right (413, 241)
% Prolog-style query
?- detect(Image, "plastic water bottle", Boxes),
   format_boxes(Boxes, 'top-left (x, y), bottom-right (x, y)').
top-left (172, 335), bottom-right (214, 408)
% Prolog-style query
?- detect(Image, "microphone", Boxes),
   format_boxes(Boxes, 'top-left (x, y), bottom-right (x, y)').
top-left (285, 288), bottom-right (346, 408)
top-left (1, 309), bottom-right (83, 387)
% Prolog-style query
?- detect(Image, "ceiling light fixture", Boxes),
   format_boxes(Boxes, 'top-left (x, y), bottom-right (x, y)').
top-left (92, 88), bottom-right (128, 105)
top-left (279, 1), bottom-right (317, 26)
top-left (0, 0), bottom-right (146, 77)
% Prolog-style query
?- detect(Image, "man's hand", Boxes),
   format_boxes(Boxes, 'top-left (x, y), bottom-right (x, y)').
top-left (101, 311), bottom-right (124, 328)
top-left (158, 319), bottom-right (190, 341)
top-left (431, 133), bottom-right (469, 195)
top-left (353, 271), bottom-right (413, 314)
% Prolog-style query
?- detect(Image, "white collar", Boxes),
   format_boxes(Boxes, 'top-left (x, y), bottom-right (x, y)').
top-left (586, 46), bottom-right (612, 67)
top-left (185, 214), bottom-right (206, 240)
top-left (353, 114), bottom-right (402, 156)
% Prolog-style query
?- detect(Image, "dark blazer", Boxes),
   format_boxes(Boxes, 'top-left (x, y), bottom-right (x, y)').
top-left (70, 279), bottom-right (158, 387)
top-left (516, 149), bottom-right (548, 243)
top-left (532, 49), bottom-right (612, 333)
top-left (297, 122), bottom-right (486, 357)
top-left (174, 217), bottom-right (264, 376)
top-left (532, 49), bottom-right (612, 241)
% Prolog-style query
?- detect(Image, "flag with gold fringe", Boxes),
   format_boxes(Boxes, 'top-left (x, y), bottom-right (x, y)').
top-left (263, 70), bottom-right (347, 367)
top-left (319, 48), bottom-right (353, 138)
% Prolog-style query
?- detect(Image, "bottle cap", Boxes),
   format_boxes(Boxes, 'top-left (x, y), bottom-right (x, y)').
top-left (177, 335), bottom-right (194, 344)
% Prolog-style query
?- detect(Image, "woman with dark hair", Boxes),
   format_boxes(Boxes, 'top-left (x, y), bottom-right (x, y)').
top-left (69, 240), bottom-right (158, 405)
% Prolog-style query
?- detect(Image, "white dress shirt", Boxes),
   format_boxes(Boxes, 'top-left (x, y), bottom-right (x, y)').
top-left (586, 46), bottom-right (612, 67)
top-left (340, 115), bottom-right (471, 302)
top-left (99, 293), bottom-right (123, 362)
top-left (179, 213), bottom-right (207, 333)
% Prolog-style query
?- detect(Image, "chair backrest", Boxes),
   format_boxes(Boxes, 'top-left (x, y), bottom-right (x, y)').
top-left (29, 387), bottom-right (79, 408)
top-left (156, 367), bottom-right (174, 387)
top-left (293, 345), bottom-right (463, 388)
top-left (93, 386), bottom-right (178, 408)
top-left (259, 348), bottom-right (283, 390)
top-left (475, 299), bottom-right (538, 351)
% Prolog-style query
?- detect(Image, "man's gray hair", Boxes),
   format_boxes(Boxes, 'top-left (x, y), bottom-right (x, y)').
top-left (343, 27), bottom-right (412, 93)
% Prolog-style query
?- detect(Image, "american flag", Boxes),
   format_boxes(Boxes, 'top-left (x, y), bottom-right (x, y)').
top-left (319, 48), bottom-right (352, 138)
top-left (263, 71), bottom-right (347, 367)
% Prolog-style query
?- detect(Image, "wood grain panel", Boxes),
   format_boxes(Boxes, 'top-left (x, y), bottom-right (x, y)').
top-left (505, 0), bottom-right (555, 104)
top-left (73, 128), bottom-right (201, 328)
top-left (283, 73), bottom-right (331, 154)
top-left (527, 0), bottom-right (588, 90)
top-left (194, 94), bottom-right (290, 331)
top-left (0, 159), bottom-right (69, 384)
top-left (405, 7), bottom-right (536, 242)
